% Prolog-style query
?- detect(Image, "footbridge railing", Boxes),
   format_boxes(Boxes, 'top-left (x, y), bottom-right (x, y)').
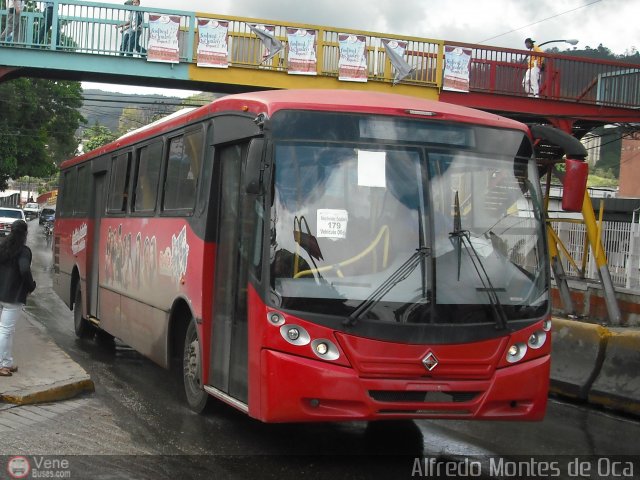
top-left (1, 0), bottom-right (640, 108)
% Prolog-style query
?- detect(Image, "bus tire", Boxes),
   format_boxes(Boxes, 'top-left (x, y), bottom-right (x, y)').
top-left (73, 283), bottom-right (95, 339)
top-left (183, 317), bottom-right (209, 413)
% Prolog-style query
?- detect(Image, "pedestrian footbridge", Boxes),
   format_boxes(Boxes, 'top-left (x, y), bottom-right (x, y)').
top-left (1, 0), bottom-right (639, 130)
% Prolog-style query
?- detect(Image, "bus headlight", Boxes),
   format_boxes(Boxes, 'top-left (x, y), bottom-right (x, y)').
top-left (267, 311), bottom-right (285, 326)
top-left (311, 339), bottom-right (340, 361)
top-left (280, 324), bottom-right (310, 346)
top-left (315, 342), bottom-right (328, 355)
top-left (542, 318), bottom-right (552, 332)
top-left (288, 328), bottom-right (300, 340)
top-left (527, 330), bottom-right (547, 349)
top-left (506, 342), bottom-right (527, 363)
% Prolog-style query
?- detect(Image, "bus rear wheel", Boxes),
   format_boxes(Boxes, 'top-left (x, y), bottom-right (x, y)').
top-left (183, 318), bottom-right (210, 413)
top-left (73, 283), bottom-right (95, 339)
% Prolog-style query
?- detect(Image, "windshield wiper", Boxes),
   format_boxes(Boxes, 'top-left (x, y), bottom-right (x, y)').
top-left (449, 191), bottom-right (508, 331)
top-left (450, 191), bottom-right (464, 281)
top-left (343, 247), bottom-right (431, 327)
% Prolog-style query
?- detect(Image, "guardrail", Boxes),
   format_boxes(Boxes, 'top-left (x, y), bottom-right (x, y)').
top-left (1, 0), bottom-right (639, 108)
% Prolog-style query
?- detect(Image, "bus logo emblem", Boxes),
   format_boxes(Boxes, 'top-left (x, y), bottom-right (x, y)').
top-left (422, 352), bottom-right (438, 371)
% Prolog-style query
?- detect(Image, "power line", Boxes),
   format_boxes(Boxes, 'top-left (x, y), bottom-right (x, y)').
top-left (478, 0), bottom-right (602, 44)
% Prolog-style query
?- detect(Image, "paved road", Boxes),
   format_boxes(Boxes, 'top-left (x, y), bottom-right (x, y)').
top-left (1, 220), bottom-right (638, 479)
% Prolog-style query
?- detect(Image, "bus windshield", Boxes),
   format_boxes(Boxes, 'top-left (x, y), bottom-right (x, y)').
top-left (269, 113), bottom-right (547, 326)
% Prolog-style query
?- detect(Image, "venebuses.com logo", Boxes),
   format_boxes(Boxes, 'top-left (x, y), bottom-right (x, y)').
top-left (6, 456), bottom-right (71, 479)
top-left (7, 456), bottom-right (30, 479)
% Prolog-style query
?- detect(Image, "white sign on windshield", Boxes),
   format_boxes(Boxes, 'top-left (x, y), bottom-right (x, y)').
top-left (357, 150), bottom-right (386, 187)
top-left (317, 209), bottom-right (348, 239)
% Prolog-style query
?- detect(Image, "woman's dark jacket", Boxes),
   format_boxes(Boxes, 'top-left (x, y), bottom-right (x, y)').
top-left (0, 245), bottom-right (37, 304)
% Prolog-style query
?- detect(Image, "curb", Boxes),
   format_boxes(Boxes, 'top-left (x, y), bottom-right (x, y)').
top-left (0, 378), bottom-right (95, 406)
top-left (550, 317), bottom-right (640, 416)
top-left (550, 318), bottom-right (610, 400)
top-left (588, 329), bottom-right (640, 416)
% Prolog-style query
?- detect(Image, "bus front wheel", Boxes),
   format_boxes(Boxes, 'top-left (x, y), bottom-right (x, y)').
top-left (73, 283), bottom-right (95, 339)
top-left (183, 318), bottom-right (210, 413)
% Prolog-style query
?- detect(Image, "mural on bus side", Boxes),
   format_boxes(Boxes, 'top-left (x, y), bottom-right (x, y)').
top-left (104, 224), bottom-right (189, 290)
top-left (158, 225), bottom-right (190, 285)
top-left (105, 224), bottom-right (158, 290)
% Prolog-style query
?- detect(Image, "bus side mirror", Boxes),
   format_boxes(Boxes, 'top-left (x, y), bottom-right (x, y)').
top-left (561, 157), bottom-right (588, 212)
top-left (246, 138), bottom-right (265, 195)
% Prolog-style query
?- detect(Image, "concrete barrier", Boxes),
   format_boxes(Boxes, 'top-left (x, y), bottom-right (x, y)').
top-left (588, 329), bottom-right (640, 416)
top-left (550, 318), bottom-right (610, 400)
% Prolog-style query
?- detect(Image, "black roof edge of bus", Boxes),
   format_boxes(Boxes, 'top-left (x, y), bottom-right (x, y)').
top-left (529, 125), bottom-right (587, 159)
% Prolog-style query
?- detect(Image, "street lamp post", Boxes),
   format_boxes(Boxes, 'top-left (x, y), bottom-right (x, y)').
top-left (538, 39), bottom-right (579, 48)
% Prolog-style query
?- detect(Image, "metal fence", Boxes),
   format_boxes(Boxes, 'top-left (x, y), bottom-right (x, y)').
top-left (445, 41), bottom-right (640, 108)
top-left (1, 1), bottom-right (640, 106)
top-left (0, 0), bottom-right (443, 87)
top-left (551, 218), bottom-right (640, 290)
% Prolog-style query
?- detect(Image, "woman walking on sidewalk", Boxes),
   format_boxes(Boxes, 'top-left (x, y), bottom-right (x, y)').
top-left (0, 220), bottom-right (36, 377)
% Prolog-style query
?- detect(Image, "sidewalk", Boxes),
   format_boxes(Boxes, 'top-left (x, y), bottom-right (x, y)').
top-left (0, 314), bottom-right (94, 406)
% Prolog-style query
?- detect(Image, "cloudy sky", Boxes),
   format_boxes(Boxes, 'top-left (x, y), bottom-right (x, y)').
top-left (85, 0), bottom-right (638, 96)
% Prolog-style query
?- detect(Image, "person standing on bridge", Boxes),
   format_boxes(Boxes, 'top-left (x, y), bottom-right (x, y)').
top-left (522, 37), bottom-right (544, 98)
top-left (37, 1), bottom-right (58, 46)
top-left (0, 220), bottom-right (36, 377)
top-left (117, 0), bottom-right (146, 56)
top-left (0, 0), bottom-right (24, 44)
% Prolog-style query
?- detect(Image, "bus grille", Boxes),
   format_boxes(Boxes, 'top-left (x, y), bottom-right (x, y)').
top-left (368, 390), bottom-right (479, 403)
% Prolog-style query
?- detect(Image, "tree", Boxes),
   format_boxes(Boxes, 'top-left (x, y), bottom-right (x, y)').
top-left (82, 123), bottom-right (116, 152)
top-left (0, 78), bottom-right (85, 190)
top-left (182, 92), bottom-right (221, 106)
top-left (113, 92), bottom-right (216, 137)
top-left (118, 106), bottom-right (151, 135)
top-left (117, 102), bottom-right (183, 135)
top-left (550, 43), bottom-right (640, 64)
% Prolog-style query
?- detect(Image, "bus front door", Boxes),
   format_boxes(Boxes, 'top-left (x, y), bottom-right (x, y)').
top-left (89, 172), bottom-right (106, 318)
top-left (209, 144), bottom-right (259, 405)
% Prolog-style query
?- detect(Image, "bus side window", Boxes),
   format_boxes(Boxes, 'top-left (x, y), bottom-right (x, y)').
top-left (74, 165), bottom-right (91, 216)
top-left (163, 130), bottom-right (203, 212)
top-left (60, 168), bottom-right (77, 217)
top-left (133, 141), bottom-right (162, 213)
top-left (107, 152), bottom-right (132, 213)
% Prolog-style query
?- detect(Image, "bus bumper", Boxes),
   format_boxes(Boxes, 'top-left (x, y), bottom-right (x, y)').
top-left (258, 349), bottom-right (549, 422)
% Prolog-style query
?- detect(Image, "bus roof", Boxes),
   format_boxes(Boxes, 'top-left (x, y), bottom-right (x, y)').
top-left (213, 89), bottom-right (527, 131)
top-left (62, 89), bottom-right (527, 169)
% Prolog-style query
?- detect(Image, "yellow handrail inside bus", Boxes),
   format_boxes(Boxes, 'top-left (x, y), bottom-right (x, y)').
top-left (294, 224), bottom-right (390, 279)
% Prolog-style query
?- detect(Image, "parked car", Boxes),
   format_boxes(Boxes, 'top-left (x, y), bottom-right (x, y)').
top-left (39, 207), bottom-right (56, 225)
top-left (23, 202), bottom-right (40, 221)
top-left (0, 207), bottom-right (26, 236)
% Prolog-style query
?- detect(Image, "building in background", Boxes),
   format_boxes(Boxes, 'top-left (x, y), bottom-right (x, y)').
top-left (582, 132), bottom-right (602, 167)
top-left (618, 132), bottom-right (640, 198)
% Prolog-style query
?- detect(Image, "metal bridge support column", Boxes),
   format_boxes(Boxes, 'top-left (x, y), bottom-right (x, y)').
top-left (549, 118), bottom-right (575, 134)
top-left (581, 190), bottom-right (622, 325)
top-left (544, 165), bottom-right (576, 317)
top-left (547, 225), bottom-right (576, 316)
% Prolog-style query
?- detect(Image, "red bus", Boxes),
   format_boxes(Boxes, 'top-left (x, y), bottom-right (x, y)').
top-left (54, 90), bottom-right (551, 422)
